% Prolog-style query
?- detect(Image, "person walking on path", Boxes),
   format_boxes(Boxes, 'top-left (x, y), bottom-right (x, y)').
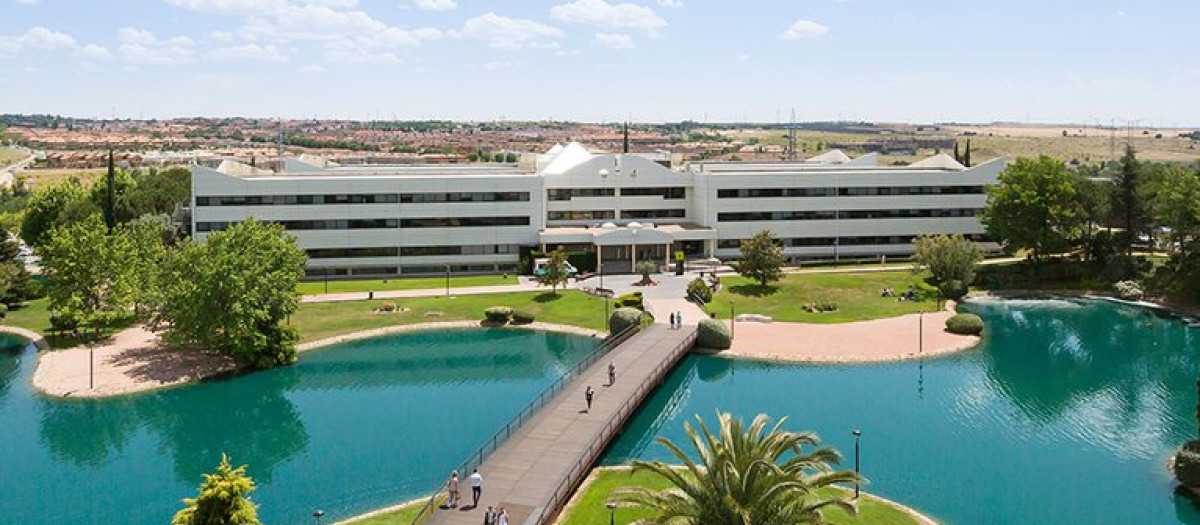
top-left (483, 506), bottom-right (497, 525)
top-left (447, 471), bottom-right (461, 508)
top-left (607, 363), bottom-right (616, 386)
top-left (498, 507), bottom-right (509, 525)
top-left (669, 312), bottom-right (677, 329)
top-left (676, 310), bottom-right (683, 327)
top-left (585, 386), bottom-right (594, 412)
top-left (469, 468), bottom-right (483, 507)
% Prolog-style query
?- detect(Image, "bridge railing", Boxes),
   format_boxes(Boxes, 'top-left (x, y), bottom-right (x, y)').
top-left (524, 327), bottom-right (698, 525)
top-left (407, 325), bottom-right (639, 525)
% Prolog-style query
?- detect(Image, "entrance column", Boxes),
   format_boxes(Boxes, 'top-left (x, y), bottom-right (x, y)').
top-left (595, 248), bottom-right (601, 274)
top-left (706, 239), bottom-right (715, 258)
top-left (630, 244), bottom-right (637, 273)
top-left (663, 243), bottom-right (671, 268)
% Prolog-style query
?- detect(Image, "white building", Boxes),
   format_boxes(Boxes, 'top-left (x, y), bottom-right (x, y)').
top-left (191, 143), bottom-right (1004, 276)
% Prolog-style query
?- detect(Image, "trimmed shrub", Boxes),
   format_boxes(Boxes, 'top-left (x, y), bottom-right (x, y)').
top-left (376, 301), bottom-right (397, 313)
top-left (939, 279), bottom-right (968, 301)
top-left (511, 310), bottom-right (535, 324)
top-left (1175, 440), bottom-right (1200, 489)
top-left (484, 306), bottom-right (513, 323)
top-left (615, 292), bottom-right (644, 310)
top-left (1114, 280), bottom-right (1143, 300)
top-left (945, 313), bottom-right (984, 335)
top-left (696, 318), bottom-right (732, 350)
top-left (609, 307), bottom-right (643, 335)
top-left (687, 278), bottom-right (713, 304)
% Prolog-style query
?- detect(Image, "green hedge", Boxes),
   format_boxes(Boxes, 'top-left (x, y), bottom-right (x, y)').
top-left (696, 318), bottom-right (732, 349)
top-left (615, 291), bottom-right (644, 310)
top-left (511, 310), bottom-right (535, 324)
top-left (609, 307), bottom-right (643, 335)
top-left (687, 278), bottom-right (713, 303)
top-left (484, 306), bottom-right (513, 323)
top-left (945, 313), bottom-right (984, 335)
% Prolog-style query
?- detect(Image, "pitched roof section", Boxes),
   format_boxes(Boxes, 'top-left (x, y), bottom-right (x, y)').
top-left (540, 142), bottom-right (595, 175)
top-left (806, 149), bottom-right (852, 164)
top-left (216, 159), bottom-right (274, 176)
top-left (909, 153), bottom-right (966, 171)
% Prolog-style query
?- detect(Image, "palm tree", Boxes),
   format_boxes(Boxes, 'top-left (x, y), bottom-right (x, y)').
top-left (616, 413), bottom-right (858, 525)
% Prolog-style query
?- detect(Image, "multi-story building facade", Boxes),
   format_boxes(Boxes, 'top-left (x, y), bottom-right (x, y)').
top-left (191, 143), bottom-right (1004, 276)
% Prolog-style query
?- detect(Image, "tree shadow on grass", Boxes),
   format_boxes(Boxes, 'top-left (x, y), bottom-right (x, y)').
top-left (728, 284), bottom-right (780, 297)
top-left (533, 292), bottom-right (563, 303)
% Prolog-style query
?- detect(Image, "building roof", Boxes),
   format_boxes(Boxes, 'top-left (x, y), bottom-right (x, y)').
top-left (806, 149), bottom-right (852, 164)
top-left (908, 153), bottom-right (966, 171)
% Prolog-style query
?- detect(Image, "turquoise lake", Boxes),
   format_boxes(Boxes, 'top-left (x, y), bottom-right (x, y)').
top-left (0, 328), bottom-right (598, 525)
top-left (602, 297), bottom-right (1200, 524)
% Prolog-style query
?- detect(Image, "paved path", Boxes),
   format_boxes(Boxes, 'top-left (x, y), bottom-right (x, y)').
top-left (300, 282), bottom-right (543, 303)
top-left (422, 324), bottom-right (697, 525)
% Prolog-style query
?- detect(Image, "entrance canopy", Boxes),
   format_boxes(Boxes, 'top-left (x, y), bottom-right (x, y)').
top-left (539, 222), bottom-right (716, 246)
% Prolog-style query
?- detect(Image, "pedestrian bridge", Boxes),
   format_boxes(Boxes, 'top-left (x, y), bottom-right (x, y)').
top-left (415, 323), bottom-right (698, 525)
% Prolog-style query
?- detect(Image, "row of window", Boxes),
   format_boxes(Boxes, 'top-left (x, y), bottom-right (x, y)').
top-left (547, 187), bottom-right (686, 201)
top-left (196, 192), bottom-right (531, 207)
top-left (717, 208), bottom-right (981, 222)
top-left (196, 216), bottom-right (531, 232)
top-left (717, 234), bottom-right (992, 249)
top-left (546, 209), bottom-right (687, 221)
top-left (306, 244), bottom-right (522, 259)
top-left (715, 186), bottom-right (985, 199)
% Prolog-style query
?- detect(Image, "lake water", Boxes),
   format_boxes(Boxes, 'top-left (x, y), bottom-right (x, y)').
top-left (602, 297), bottom-right (1200, 525)
top-left (0, 328), bottom-right (598, 525)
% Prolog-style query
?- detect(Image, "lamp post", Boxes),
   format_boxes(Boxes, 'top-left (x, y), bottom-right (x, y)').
top-left (312, 509), bottom-right (325, 525)
top-left (729, 300), bottom-right (735, 340)
top-left (445, 264), bottom-right (450, 298)
top-left (89, 345), bottom-right (94, 390)
top-left (324, 267), bottom-right (329, 294)
top-left (852, 429), bottom-right (862, 499)
top-left (604, 296), bottom-right (610, 332)
top-left (606, 501), bottom-right (618, 525)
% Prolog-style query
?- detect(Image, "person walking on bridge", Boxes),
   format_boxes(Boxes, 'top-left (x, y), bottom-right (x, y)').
top-left (469, 468), bottom-right (483, 507)
top-left (447, 471), bottom-right (460, 508)
top-left (608, 363), bottom-right (616, 386)
top-left (483, 506), bottom-right (497, 525)
top-left (585, 386), bottom-right (594, 412)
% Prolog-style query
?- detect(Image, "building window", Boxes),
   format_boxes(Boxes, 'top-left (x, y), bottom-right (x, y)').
top-left (717, 211), bottom-right (836, 222)
top-left (547, 188), bottom-right (616, 201)
top-left (716, 186), bottom-right (984, 199)
top-left (620, 209), bottom-right (686, 219)
top-left (399, 216), bottom-right (531, 228)
top-left (196, 194), bottom-right (398, 206)
top-left (307, 247), bottom-right (399, 258)
top-left (400, 192), bottom-right (530, 203)
top-left (280, 219), bottom-right (399, 230)
top-left (717, 209), bottom-right (980, 222)
top-left (547, 210), bottom-right (616, 221)
top-left (619, 187), bottom-right (686, 199)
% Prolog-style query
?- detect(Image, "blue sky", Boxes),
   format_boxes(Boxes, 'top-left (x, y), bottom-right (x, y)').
top-left (1, 0), bottom-right (1197, 124)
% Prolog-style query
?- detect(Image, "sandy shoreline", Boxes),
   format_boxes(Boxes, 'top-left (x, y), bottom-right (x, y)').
top-left (715, 303), bottom-right (980, 364)
top-left (26, 321), bottom-right (607, 399)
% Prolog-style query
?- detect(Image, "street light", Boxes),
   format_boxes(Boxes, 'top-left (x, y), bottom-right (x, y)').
top-left (604, 296), bottom-right (610, 332)
top-left (606, 501), bottom-right (618, 525)
top-left (312, 509), bottom-right (325, 525)
top-left (445, 264), bottom-right (451, 298)
top-left (729, 300), bottom-right (735, 340)
top-left (852, 429), bottom-right (862, 499)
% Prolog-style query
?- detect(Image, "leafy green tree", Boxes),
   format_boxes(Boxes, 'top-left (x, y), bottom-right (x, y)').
top-left (20, 181), bottom-right (95, 247)
top-left (0, 236), bottom-right (34, 307)
top-left (733, 230), bottom-right (786, 287)
top-left (1072, 170), bottom-right (1112, 262)
top-left (536, 248), bottom-right (571, 294)
top-left (121, 214), bottom-right (172, 316)
top-left (172, 454), bottom-right (263, 525)
top-left (156, 219), bottom-right (306, 368)
top-left (635, 260), bottom-right (657, 285)
top-left (981, 156), bottom-right (1080, 269)
top-left (128, 167), bottom-right (191, 218)
top-left (1149, 165), bottom-right (1200, 263)
top-left (40, 215), bottom-right (133, 336)
top-left (1111, 145), bottom-right (1148, 256)
top-left (616, 413), bottom-right (857, 525)
top-left (912, 233), bottom-right (983, 291)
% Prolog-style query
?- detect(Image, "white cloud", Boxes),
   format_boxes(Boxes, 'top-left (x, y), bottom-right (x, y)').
top-left (0, 26), bottom-right (76, 55)
top-left (297, 64), bottom-right (327, 73)
top-left (117, 27), bottom-right (196, 65)
top-left (207, 43), bottom-right (288, 61)
top-left (657, 0), bottom-right (682, 7)
top-left (414, 0), bottom-right (456, 11)
top-left (780, 18), bottom-right (829, 39)
top-left (550, 0), bottom-right (667, 34)
top-left (75, 43), bottom-right (113, 61)
top-left (481, 60), bottom-right (511, 71)
top-left (16, 0), bottom-right (42, 5)
top-left (595, 32), bottom-right (633, 50)
top-left (460, 13), bottom-right (562, 50)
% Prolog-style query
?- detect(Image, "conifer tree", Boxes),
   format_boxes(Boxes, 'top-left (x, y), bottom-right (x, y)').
top-left (173, 454), bottom-right (263, 525)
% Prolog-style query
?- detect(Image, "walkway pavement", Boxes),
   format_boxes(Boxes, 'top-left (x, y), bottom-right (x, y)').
top-left (300, 281), bottom-right (543, 303)
top-left (423, 324), bottom-right (697, 525)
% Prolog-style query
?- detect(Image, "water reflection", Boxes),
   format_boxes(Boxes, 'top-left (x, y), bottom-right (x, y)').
top-left (0, 337), bottom-right (24, 401)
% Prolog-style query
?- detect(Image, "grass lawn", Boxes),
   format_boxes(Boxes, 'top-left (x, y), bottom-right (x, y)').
top-left (1, 297), bottom-right (133, 348)
top-left (709, 271), bottom-right (939, 323)
top-left (335, 497), bottom-right (442, 525)
top-left (297, 274), bottom-right (511, 295)
top-left (292, 290), bottom-right (610, 343)
top-left (17, 168), bottom-right (106, 190)
top-left (0, 147), bottom-right (27, 168)
top-left (559, 468), bottom-right (926, 525)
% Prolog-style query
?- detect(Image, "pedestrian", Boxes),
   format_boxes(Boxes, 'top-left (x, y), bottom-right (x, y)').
top-left (669, 311), bottom-right (676, 329)
top-left (483, 506), bottom-right (497, 525)
top-left (469, 468), bottom-right (483, 507)
top-left (608, 362), bottom-right (616, 386)
top-left (676, 310), bottom-right (683, 327)
top-left (447, 470), bottom-right (460, 508)
top-left (498, 507), bottom-right (509, 525)
top-left (585, 386), bottom-right (594, 412)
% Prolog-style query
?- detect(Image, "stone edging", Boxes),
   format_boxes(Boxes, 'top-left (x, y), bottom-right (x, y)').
top-left (297, 321), bottom-right (607, 353)
top-left (715, 336), bottom-right (981, 365)
top-left (552, 466), bottom-right (942, 525)
top-left (0, 325), bottom-right (48, 350)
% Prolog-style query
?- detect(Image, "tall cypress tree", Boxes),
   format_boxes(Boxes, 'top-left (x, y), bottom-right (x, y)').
top-left (953, 140), bottom-right (961, 163)
top-left (963, 139), bottom-right (972, 167)
top-left (1113, 144), bottom-right (1143, 256)
top-left (622, 121), bottom-right (630, 153)
top-left (103, 149), bottom-right (117, 232)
